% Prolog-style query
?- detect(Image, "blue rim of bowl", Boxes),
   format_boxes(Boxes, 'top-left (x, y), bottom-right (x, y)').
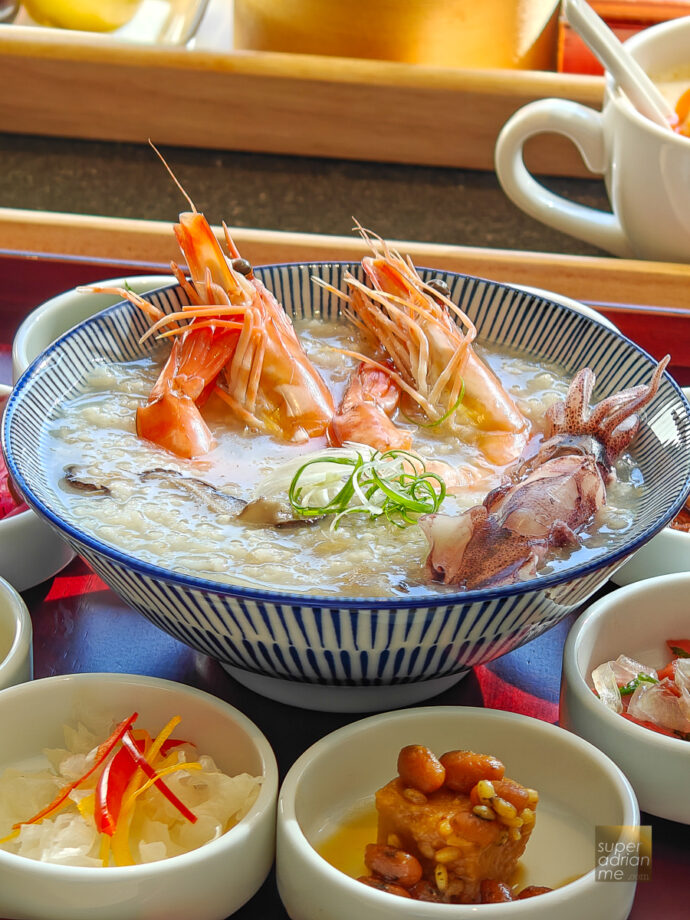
top-left (4, 265), bottom-right (690, 610)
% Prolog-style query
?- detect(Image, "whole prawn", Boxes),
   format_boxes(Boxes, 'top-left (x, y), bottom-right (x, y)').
top-left (86, 153), bottom-right (334, 459)
top-left (322, 229), bottom-right (530, 493)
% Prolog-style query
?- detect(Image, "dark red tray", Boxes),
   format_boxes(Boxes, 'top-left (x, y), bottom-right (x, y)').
top-left (3, 250), bottom-right (688, 919)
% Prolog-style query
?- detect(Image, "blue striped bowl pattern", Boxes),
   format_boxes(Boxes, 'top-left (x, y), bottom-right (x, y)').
top-left (4, 264), bottom-right (690, 688)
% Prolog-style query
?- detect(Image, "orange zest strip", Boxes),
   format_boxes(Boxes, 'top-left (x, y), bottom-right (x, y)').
top-left (12, 712), bottom-right (138, 830)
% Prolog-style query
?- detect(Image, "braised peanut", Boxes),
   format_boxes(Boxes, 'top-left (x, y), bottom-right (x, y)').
top-left (480, 879), bottom-right (514, 903)
top-left (364, 844), bottom-right (423, 888)
top-left (357, 876), bottom-right (412, 898)
top-left (517, 885), bottom-right (553, 899)
top-left (451, 810), bottom-right (500, 847)
top-left (397, 744), bottom-right (446, 794)
top-left (492, 778), bottom-right (531, 812)
top-left (440, 750), bottom-right (505, 794)
top-left (408, 880), bottom-right (444, 902)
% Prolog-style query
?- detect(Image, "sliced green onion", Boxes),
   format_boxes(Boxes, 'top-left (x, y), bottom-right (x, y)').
top-left (619, 672), bottom-right (659, 696)
top-left (288, 447), bottom-right (447, 529)
top-left (288, 454), bottom-right (363, 517)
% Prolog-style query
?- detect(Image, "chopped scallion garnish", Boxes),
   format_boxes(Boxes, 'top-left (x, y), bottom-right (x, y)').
top-left (288, 447), bottom-right (447, 529)
top-left (619, 672), bottom-right (659, 696)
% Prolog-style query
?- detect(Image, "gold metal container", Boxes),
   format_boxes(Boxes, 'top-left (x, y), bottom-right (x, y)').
top-left (233, 0), bottom-right (560, 70)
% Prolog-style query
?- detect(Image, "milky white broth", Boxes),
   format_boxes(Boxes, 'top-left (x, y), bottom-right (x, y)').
top-left (44, 320), bottom-right (642, 598)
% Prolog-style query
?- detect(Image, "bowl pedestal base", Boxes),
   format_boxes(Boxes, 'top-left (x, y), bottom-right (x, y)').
top-left (223, 666), bottom-right (467, 712)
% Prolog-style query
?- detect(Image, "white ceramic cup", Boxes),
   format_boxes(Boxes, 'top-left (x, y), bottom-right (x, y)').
top-left (495, 16), bottom-right (690, 261)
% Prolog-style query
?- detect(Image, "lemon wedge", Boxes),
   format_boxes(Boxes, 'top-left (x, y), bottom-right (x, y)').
top-left (23, 0), bottom-right (141, 32)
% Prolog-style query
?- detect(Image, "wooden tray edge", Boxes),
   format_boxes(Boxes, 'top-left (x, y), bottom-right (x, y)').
top-left (2, 207), bottom-right (690, 311)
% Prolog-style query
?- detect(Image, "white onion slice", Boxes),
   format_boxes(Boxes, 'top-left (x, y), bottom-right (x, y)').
top-left (628, 679), bottom-right (690, 734)
top-left (592, 661), bottom-right (623, 713)
top-left (611, 654), bottom-right (657, 685)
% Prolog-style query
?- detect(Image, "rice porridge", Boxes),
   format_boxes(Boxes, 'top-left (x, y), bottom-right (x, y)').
top-left (44, 321), bottom-right (642, 599)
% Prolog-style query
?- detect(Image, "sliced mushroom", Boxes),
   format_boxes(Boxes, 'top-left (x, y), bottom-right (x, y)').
top-left (238, 497), bottom-right (321, 528)
top-left (139, 468), bottom-right (246, 515)
top-left (61, 465), bottom-right (112, 495)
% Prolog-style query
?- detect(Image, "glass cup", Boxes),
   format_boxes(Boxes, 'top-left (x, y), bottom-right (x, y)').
top-left (21, 0), bottom-right (141, 32)
top-left (0, 0), bottom-right (19, 24)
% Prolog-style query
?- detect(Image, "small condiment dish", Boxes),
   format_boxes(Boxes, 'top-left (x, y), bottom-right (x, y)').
top-left (12, 274), bottom-right (173, 381)
top-left (0, 575), bottom-right (32, 690)
top-left (277, 706), bottom-right (639, 919)
top-left (561, 572), bottom-right (690, 823)
top-left (0, 672), bottom-right (278, 920)
top-left (612, 388), bottom-right (690, 586)
top-left (0, 383), bottom-right (75, 591)
top-left (3, 275), bottom-right (172, 591)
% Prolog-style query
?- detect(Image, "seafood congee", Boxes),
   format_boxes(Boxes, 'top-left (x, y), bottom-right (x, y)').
top-left (49, 200), bottom-right (664, 598)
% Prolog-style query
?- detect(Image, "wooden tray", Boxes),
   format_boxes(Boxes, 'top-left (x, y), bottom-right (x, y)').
top-left (0, 21), bottom-right (603, 176)
top-left (1, 208), bottom-right (689, 384)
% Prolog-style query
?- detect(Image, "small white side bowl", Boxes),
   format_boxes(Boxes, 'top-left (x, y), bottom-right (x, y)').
top-left (561, 573), bottom-right (690, 823)
top-left (277, 706), bottom-right (639, 920)
top-left (0, 673), bottom-right (278, 920)
top-left (4, 276), bottom-right (172, 591)
top-left (611, 387), bottom-right (690, 586)
top-left (12, 275), bottom-right (173, 381)
top-left (0, 575), bottom-right (32, 690)
top-left (0, 383), bottom-right (75, 592)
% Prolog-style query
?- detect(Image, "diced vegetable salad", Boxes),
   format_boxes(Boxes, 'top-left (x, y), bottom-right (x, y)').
top-left (592, 640), bottom-right (690, 740)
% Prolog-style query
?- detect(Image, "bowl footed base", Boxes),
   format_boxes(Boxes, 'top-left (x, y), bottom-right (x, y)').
top-left (223, 666), bottom-right (468, 713)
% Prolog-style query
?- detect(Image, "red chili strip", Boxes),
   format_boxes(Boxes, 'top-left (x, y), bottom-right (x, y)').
top-left (120, 731), bottom-right (197, 824)
top-left (657, 661), bottom-right (676, 682)
top-left (14, 712), bottom-right (139, 829)
top-left (667, 639), bottom-right (690, 658)
top-left (95, 737), bottom-right (146, 836)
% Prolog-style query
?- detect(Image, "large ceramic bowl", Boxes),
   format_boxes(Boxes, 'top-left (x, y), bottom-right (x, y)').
top-left (560, 573), bottom-right (690, 823)
top-left (0, 672), bottom-right (278, 920)
top-left (4, 265), bottom-right (690, 712)
top-left (277, 706), bottom-right (640, 920)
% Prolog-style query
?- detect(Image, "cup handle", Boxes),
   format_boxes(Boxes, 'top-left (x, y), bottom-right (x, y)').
top-left (495, 98), bottom-right (633, 258)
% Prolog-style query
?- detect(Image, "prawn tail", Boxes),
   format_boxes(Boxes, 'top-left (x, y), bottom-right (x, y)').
top-left (136, 391), bottom-right (215, 460)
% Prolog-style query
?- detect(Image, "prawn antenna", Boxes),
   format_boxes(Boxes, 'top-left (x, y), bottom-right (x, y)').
top-left (148, 139), bottom-right (197, 213)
